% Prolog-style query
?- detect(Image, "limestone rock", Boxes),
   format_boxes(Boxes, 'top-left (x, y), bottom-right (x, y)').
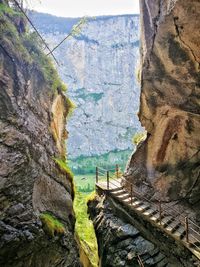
top-left (124, 0), bottom-right (200, 216)
top-left (30, 12), bottom-right (142, 157)
top-left (0, 6), bottom-right (81, 267)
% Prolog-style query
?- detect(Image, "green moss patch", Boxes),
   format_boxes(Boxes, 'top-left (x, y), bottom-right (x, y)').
top-left (74, 191), bottom-right (98, 267)
top-left (40, 212), bottom-right (65, 237)
top-left (54, 158), bottom-right (74, 181)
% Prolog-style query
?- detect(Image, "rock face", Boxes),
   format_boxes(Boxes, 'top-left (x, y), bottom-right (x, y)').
top-left (88, 195), bottom-right (185, 267)
top-left (0, 4), bottom-right (81, 267)
top-left (124, 0), bottom-right (200, 216)
top-left (30, 12), bottom-right (141, 158)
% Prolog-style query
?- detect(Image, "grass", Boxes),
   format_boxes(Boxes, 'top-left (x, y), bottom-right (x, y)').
top-left (40, 212), bottom-right (65, 237)
top-left (74, 191), bottom-right (98, 267)
top-left (74, 174), bottom-right (96, 192)
top-left (69, 149), bottom-right (132, 175)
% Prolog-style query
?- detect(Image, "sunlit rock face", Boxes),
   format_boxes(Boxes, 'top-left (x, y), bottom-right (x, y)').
top-left (30, 13), bottom-right (141, 157)
top-left (124, 0), bottom-right (200, 212)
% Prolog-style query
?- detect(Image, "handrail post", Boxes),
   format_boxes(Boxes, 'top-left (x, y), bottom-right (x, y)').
top-left (96, 167), bottom-right (98, 184)
top-left (107, 171), bottom-right (109, 190)
top-left (131, 184), bottom-right (133, 205)
top-left (159, 200), bottom-right (162, 224)
top-left (185, 216), bottom-right (189, 243)
top-left (116, 164), bottom-right (119, 178)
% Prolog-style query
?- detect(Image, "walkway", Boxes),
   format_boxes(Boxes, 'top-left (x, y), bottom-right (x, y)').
top-left (95, 166), bottom-right (200, 264)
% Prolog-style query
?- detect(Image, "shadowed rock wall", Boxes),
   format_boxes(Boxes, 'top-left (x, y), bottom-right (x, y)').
top-left (124, 0), bottom-right (200, 218)
top-left (0, 4), bottom-right (81, 266)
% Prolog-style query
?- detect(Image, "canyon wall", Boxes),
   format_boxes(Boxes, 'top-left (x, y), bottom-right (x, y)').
top-left (30, 12), bottom-right (141, 158)
top-left (0, 3), bottom-right (81, 266)
top-left (124, 0), bottom-right (200, 220)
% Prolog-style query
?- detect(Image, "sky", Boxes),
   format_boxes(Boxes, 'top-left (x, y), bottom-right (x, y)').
top-left (27, 0), bottom-right (140, 18)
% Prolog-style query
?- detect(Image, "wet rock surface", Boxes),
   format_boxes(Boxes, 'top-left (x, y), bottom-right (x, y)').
top-left (124, 0), bottom-right (200, 218)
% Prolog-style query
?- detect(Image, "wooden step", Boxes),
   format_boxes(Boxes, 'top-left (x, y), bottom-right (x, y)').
top-left (165, 220), bottom-right (180, 233)
top-left (117, 192), bottom-right (130, 200)
top-left (150, 212), bottom-right (162, 223)
top-left (123, 198), bottom-right (132, 204)
top-left (131, 200), bottom-right (143, 208)
top-left (173, 225), bottom-right (185, 239)
top-left (183, 236), bottom-right (200, 250)
top-left (109, 186), bottom-right (123, 192)
top-left (143, 208), bottom-right (157, 217)
top-left (135, 203), bottom-right (150, 212)
top-left (160, 216), bottom-right (173, 227)
top-left (111, 189), bottom-right (126, 196)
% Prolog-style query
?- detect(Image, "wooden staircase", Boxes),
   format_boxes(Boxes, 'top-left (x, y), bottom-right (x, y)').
top-left (96, 175), bottom-right (200, 265)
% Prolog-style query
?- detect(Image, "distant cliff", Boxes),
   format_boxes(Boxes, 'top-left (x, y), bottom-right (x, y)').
top-left (30, 12), bottom-right (141, 158)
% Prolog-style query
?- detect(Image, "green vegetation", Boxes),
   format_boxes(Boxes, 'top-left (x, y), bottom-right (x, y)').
top-left (74, 174), bottom-right (95, 192)
top-left (86, 191), bottom-right (97, 203)
top-left (74, 191), bottom-right (98, 267)
top-left (0, 2), bottom-right (68, 94)
top-left (66, 97), bottom-right (76, 118)
top-left (40, 212), bottom-right (65, 237)
top-left (23, 32), bottom-right (67, 92)
top-left (54, 158), bottom-right (74, 181)
top-left (0, 3), bottom-right (22, 16)
top-left (132, 131), bottom-right (147, 145)
top-left (0, 8), bottom-right (30, 61)
top-left (69, 149), bottom-right (132, 175)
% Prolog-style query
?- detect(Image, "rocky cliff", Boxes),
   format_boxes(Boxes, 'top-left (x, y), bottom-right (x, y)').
top-left (0, 2), bottom-right (81, 266)
top-left (30, 12), bottom-right (141, 158)
top-left (124, 0), bottom-right (200, 219)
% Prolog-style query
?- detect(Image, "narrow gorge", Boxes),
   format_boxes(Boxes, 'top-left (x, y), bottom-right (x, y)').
top-left (0, 0), bottom-right (200, 267)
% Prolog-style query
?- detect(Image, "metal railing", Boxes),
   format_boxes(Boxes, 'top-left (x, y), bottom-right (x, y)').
top-left (95, 166), bottom-right (200, 254)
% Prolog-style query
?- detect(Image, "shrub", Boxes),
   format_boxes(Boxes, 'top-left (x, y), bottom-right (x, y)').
top-left (132, 132), bottom-right (147, 145)
top-left (40, 212), bottom-right (65, 237)
top-left (66, 97), bottom-right (76, 118)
